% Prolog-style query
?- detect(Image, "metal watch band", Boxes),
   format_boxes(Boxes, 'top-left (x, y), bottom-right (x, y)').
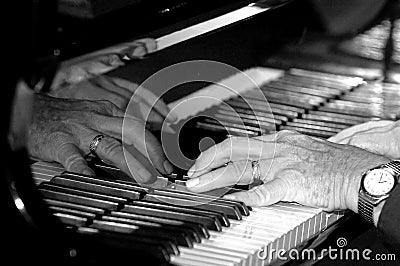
top-left (358, 193), bottom-right (374, 224)
top-left (358, 160), bottom-right (400, 224)
top-left (386, 160), bottom-right (400, 176)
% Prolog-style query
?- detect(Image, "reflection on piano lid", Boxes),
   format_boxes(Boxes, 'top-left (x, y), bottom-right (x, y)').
top-left (61, 2), bottom-right (275, 74)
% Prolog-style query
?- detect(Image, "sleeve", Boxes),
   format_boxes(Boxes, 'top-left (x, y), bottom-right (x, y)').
top-left (377, 185), bottom-right (400, 255)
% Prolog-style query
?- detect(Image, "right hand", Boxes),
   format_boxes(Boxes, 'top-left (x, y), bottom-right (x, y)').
top-left (329, 120), bottom-right (400, 159)
top-left (26, 94), bottom-right (173, 183)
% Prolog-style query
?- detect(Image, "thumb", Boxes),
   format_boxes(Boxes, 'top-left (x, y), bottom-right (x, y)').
top-left (57, 143), bottom-right (95, 176)
top-left (224, 178), bottom-right (288, 207)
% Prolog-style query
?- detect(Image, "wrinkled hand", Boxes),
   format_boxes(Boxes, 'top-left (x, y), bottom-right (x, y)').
top-left (28, 94), bottom-right (173, 183)
top-left (48, 75), bottom-right (177, 130)
top-left (48, 38), bottom-right (175, 128)
top-left (329, 120), bottom-right (400, 159)
top-left (186, 130), bottom-right (390, 212)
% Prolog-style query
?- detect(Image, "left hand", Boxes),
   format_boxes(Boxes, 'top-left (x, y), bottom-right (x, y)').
top-left (186, 130), bottom-right (390, 211)
top-left (48, 75), bottom-right (177, 129)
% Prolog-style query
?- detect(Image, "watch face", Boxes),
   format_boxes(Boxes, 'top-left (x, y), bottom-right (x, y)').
top-left (363, 169), bottom-right (396, 196)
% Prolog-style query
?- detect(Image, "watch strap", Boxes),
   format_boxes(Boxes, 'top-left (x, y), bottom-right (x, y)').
top-left (386, 160), bottom-right (400, 176)
top-left (358, 193), bottom-right (374, 224)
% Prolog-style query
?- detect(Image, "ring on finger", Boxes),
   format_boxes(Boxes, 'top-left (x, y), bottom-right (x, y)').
top-left (89, 134), bottom-right (105, 157)
top-left (251, 160), bottom-right (262, 183)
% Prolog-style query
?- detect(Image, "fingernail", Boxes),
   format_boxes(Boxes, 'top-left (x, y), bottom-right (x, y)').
top-left (187, 169), bottom-right (195, 177)
top-left (167, 112), bottom-right (178, 122)
top-left (186, 178), bottom-right (199, 188)
top-left (83, 169), bottom-right (95, 176)
top-left (137, 168), bottom-right (152, 182)
top-left (163, 160), bottom-right (174, 174)
top-left (223, 194), bottom-right (235, 200)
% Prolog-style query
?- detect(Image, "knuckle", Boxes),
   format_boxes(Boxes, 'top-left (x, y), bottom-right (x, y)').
top-left (99, 139), bottom-right (121, 157)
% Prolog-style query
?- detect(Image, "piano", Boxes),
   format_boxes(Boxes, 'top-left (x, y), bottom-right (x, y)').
top-left (4, 0), bottom-right (400, 265)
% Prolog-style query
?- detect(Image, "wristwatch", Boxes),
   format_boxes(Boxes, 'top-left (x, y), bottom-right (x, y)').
top-left (358, 160), bottom-right (400, 224)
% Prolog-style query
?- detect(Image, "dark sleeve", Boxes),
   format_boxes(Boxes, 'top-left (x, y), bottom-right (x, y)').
top-left (377, 185), bottom-right (400, 255)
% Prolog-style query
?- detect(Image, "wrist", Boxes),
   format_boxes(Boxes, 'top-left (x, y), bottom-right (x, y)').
top-left (345, 155), bottom-right (391, 213)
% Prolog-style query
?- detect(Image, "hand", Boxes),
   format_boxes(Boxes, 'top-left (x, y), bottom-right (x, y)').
top-left (186, 130), bottom-right (390, 212)
top-left (48, 75), bottom-right (177, 131)
top-left (27, 94), bottom-right (174, 183)
top-left (329, 120), bottom-right (400, 159)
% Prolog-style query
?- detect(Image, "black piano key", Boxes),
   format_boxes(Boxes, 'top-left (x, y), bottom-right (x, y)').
top-left (301, 113), bottom-right (363, 126)
top-left (280, 125), bottom-right (336, 139)
top-left (144, 194), bottom-right (234, 224)
top-left (219, 104), bottom-right (288, 123)
top-left (49, 205), bottom-right (97, 219)
top-left (44, 198), bottom-right (106, 215)
top-left (51, 176), bottom-right (141, 200)
top-left (53, 212), bottom-right (87, 227)
top-left (39, 188), bottom-right (119, 210)
top-left (284, 121), bottom-right (343, 134)
top-left (152, 189), bottom-right (250, 216)
top-left (269, 79), bottom-right (342, 96)
top-left (39, 182), bottom-right (127, 204)
top-left (261, 85), bottom-right (327, 103)
top-left (203, 117), bottom-right (266, 135)
top-left (100, 215), bottom-right (195, 247)
top-left (59, 172), bottom-right (149, 195)
top-left (227, 98), bottom-right (301, 118)
top-left (215, 110), bottom-right (278, 129)
top-left (122, 203), bottom-right (222, 231)
top-left (76, 226), bottom-right (177, 261)
top-left (133, 200), bottom-right (225, 230)
top-left (203, 116), bottom-right (264, 133)
top-left (318, 105), bottom-right (387, 119)
top-left (110, 211), bottom-right (208, 240)
top-left (307, 110), bottom-right (373, 124)
top-left (195, 121), bottom-right (258, 137)
top-left (291, 118), bottom-right (349, 130)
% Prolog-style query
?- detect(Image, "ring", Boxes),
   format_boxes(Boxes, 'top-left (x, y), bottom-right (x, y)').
top-left (251, 160), bottom-right (262, 183)
top-left (89, 134), bottom-right (104, 157)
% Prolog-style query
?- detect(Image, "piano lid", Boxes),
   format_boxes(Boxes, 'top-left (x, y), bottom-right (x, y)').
top-left (54, 0), bottom-right (294, 61)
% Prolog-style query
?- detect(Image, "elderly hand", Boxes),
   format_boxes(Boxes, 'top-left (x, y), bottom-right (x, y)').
top-left (27, 94), bottom-right (173, 183)
top-left (329, 120), bottom-right (400, 159)
top-left (186, 130), bottom-right (390, 212)
top-left (47, 38), bottom-right (176, 129)
top-left (48, 75), bottom-right (177, 130)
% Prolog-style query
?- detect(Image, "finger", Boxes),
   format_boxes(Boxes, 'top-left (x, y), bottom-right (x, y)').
top-left (72, 80), bottom-right (128, 109)
top-left (94, 115), bottom-right (172, 175)
top-left (223, 178), bottom-right (289, 207)
top-left (92, 75), bottom-right (132, 100)
top-left (56, 143), bottom-right (95, 176)
top-left (93, 135), bottom-right (153, 183)
top-left (111, 76), bottom-right (178, 123)
top-left (187, 137), bottom-right (273, 178)
top-left (186, 161), bottom-right (251, 192)
top-left (120, 38), bottom-right (157, 59)
top-left (186, 157), bottom-right (281, 192)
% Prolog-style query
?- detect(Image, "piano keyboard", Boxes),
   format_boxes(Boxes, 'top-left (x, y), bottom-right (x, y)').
top-left (30, 65), bottom-right (399, 265)
top-left (31, 168), bottom-right (343, 266)
top-left (169, 67), bottom-right (399, 140)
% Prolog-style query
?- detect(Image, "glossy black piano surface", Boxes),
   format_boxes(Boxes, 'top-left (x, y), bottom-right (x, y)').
top-left (3, 0), bottom-right (400, 265)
